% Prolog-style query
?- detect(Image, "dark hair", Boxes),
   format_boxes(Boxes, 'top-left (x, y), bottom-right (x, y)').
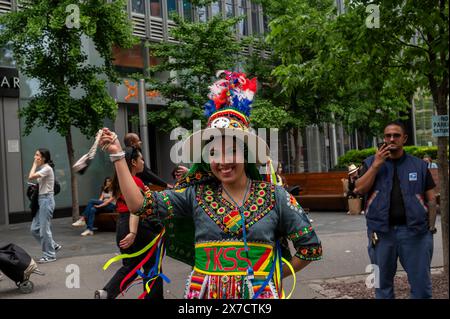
top-left (102, 177), bottom-right (112, 193)
top-left (123, 133), bottom-right (140, 148)
top-left (384, 121), bottom-right (407, 134)
top-left (111, 147), bottom-right (142, 198)
top-left (37, 148), bottom-right (55, 169)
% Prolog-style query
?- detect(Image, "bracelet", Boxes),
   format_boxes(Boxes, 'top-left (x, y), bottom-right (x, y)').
top-left (130, 232), bottom-right (137, 236)
top-left (109, 151), bottom-right (125, 163)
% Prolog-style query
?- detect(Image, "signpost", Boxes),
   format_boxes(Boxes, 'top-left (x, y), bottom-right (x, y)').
top-left (432, 115), bottom-right (449, 137)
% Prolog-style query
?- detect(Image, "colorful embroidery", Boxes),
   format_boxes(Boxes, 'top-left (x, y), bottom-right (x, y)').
top-left (286, 192), bottom-right (304, 213)
top-left (136, 190), bottom-right (157, 218)
top-left (295, 244), bottom-right (323, 261)
top-left (161, 191), bottom-right (174, 218)
top-left (196, 181), bottom-right (275, 236)
top-left (287, 226), bottom-right (314, 241)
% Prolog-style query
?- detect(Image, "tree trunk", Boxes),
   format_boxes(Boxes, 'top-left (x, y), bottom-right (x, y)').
top-left (437, 135), bottom-right (448, 282)
top-left (65, 128), bottom-right (80, 221)
top-left (427, 71), bottom-right (449, 282)
top-left (436, 96), bottom-right (449, 283)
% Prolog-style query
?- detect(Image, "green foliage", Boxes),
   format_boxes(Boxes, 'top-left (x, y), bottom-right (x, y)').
top-left (145, 14), bottom-right (242, 131)
top-left (0, 0), bottom-right (137, 137)
top-left (261, 0), bottom-right (416, 136)
top-left (337, 146), bottom-right (440, 169)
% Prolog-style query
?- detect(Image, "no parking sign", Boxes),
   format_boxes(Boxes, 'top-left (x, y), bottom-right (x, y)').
top-left (432, 115), bottom-right (449, 137)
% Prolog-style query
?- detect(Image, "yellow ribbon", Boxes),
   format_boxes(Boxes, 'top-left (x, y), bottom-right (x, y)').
top-left (281, 257), bottom-right (296, 299)
top-left (102, 228), bottom-right (166, 271)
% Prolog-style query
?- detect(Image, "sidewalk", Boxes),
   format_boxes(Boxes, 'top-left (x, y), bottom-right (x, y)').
top-left (0, 213), bottom-right (444, 299)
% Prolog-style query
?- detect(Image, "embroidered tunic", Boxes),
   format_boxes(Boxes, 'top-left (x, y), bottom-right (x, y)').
top-left (135, 177), bottom-right (322, 299)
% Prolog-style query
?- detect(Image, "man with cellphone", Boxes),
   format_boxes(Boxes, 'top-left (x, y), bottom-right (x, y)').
top-left (356, 121), bottom-right (437, 299)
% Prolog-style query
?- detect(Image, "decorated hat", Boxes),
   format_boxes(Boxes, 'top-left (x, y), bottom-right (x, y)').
top-left (181, 70), bottom-right (270, 165)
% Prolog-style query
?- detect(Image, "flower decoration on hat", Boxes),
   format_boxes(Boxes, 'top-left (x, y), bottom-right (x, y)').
top-left (204, 70), bottom-right (257, 131)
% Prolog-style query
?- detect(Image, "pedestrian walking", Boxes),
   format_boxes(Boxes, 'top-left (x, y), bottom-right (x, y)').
top-left (28, 149), bottom-right (61, 263)
top-left (356, 121), bottom-right (437, 299)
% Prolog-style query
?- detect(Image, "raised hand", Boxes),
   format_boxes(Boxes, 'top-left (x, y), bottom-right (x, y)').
top-left (99, 128), bottom-right (122, 154)
top-left (373, 143), bottom-right (391, 168)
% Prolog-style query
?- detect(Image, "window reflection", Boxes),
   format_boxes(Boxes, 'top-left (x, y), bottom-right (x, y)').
top-left (251, 2), bottom-right (259, 34)
top-left (183, 0), bottom-right (193, 22)
top-left (211, 1), bottom-right (221, 17)
top-left (167, 0), bottom-right (178, 15)
top-left (198, 6), bottom-right (208, 23)
top-left (238, 0), bottom-right (248, 36)
top-left (131, 0), bottom-right (145, 14)
top-left (225, 0), bottom-right (233, 18)
top-left (150, 0), bottom-right (162, 17)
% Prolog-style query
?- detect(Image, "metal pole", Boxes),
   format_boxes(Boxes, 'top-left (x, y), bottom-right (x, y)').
top-left (330, 114), bottom-right (338, 167)
top-left (411, 95), bottom-right (417, 145)
top-left (138, 79), bottom-right (151, 166)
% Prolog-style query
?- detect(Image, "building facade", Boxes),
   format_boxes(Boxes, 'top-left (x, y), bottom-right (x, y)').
top-left (0, 0), bottom-right (405, 225)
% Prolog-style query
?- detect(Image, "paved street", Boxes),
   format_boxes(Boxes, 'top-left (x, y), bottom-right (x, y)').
top-left (0, 213), bottom-right (443, 299)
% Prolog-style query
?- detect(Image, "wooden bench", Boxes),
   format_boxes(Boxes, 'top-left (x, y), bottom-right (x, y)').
top-left (93, 184), bottom-right (165, 232)
top-left (285, 172), bottom-right (348, 211)
top-left (284, 168), bottom-right (441, 212)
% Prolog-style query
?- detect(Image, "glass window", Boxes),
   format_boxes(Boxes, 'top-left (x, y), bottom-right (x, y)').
top-left (150, 0), bottom-right (162, 17)
top-left (211, 1), bottom-right (221, 17)
top-left (251, 3), bottom-right (259, 34)
top-left (167, 0), bottom-right (178, 15)
top-left (198, 6), bottom-right (208, 23)
top-left (131, 0), bottom-right (145, 14)
top-left (225, 0), bottom-right (233, 18)
top-left (263, 14), bottom-right (269, 33)
top-left (238, 0), bottom-right (248, 36)
top-left (183, 0), bottom-right (193, 22)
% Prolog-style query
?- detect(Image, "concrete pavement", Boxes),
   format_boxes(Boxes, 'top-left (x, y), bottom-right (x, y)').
top-left (0, 213), bottom-right (443, 299)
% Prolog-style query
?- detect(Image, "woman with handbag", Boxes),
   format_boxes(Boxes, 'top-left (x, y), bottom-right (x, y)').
top-left (28, 148), bottom-right (61, 263)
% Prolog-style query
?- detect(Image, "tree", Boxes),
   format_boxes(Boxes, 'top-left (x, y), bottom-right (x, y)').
top-left (0, 0), bottom-right (137, 220)
top-left (329, 0), bottom-right (449, 283)
top-left (252, 0), bottom-right (410, 172)
top-left (144, 14), bottom-right (242, 132)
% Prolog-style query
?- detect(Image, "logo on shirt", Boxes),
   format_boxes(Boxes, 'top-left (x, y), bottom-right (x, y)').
top-left (409, 172), bottom-right (418, 181)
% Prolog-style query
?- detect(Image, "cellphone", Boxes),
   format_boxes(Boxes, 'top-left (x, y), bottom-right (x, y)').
top-left (377, 142), bottom-right (387, 149)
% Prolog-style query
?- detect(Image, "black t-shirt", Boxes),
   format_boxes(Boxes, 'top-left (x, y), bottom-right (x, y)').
top-left (360, 154), bottom-right (436, 226)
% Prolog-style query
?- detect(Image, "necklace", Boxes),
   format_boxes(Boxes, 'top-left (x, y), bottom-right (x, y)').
top-left (222, 178), bottom-right (254, 280)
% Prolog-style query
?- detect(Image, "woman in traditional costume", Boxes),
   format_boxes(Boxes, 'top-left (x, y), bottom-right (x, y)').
top-left (99, 71), bottom-right (322, 299)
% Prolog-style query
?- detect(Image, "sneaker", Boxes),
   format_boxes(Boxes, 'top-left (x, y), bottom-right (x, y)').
top-left (54, 243), bottom-right (62, 252)
top-left (37, 256), bottom-right (56, 264)
top-left (360, 210), bottom-right (365, 215)
top-left (81, 229), bottom-right (94, 236)
top-left (94, 289), bottom-right (108, 299)
top-left (72, 218), bottom-right (86, 227)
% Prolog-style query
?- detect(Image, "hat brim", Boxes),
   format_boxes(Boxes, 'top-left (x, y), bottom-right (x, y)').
top-left (348, 168), bottom-right (359, 175)
top-left (181, 128), bottom-right (270, 165)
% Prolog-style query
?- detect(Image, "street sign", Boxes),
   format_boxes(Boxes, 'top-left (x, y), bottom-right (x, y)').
top-left (432, 115), bottom-right (449, 137)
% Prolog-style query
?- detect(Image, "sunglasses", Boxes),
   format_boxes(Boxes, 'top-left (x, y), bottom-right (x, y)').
top-left (384, 133), bottom-right (402, 139)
